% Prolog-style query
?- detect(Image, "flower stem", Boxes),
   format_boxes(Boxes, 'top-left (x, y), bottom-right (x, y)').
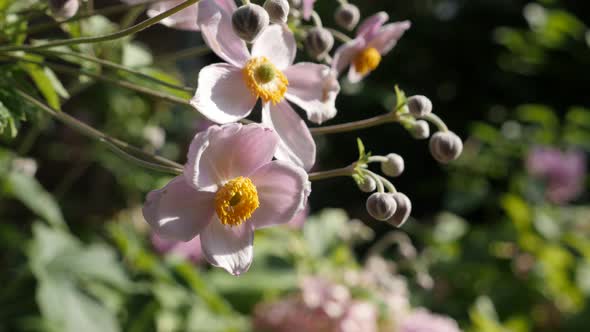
top-left (310, 112), bottom-right (398, 135)
top-left (24, 0), bottom-right (159, 35)
top-left (308, 164), bottom-right (355, 181)
top-left (5, 53), bottom-right (191, 106)
top-left (155, 45), bottom-right (212, 64)
top-left (0, 0), bottom-right (201, 52)
top-left (326, 27), bottom-right (352, 43)
top-left (15, 89), bottom-right (184, 174)
top-left (33, 49), bottom-right (194, 93)
top-left (422, 113), bottom-right (449, 132)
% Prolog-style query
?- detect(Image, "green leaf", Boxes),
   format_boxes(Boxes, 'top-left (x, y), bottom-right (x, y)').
top-left (0, 101), bottom-right (18, 138)
top-left (4, 171), bottom-right (66, 228)
top-left (23, 60), bottom-right (62, 110)
top-left (28, 224), bottom-right (131, 332)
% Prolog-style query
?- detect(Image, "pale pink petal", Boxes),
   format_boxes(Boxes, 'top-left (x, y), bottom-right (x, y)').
top-left (147, 1), bottom-right (199, 31)
top-left (142, 176), bottom-right (215, 241)
top-left (285, 63), bottom-right (340, 124)
top-left (368, 21), bottom-right (411, 54)
top-left (356, 11), bottom-right (389, 40)
top-left (262, 102), bottom-right (316, 171)
top-left (190, 63), bottom-right (257, 124)
top-left (215, 0), bottom-right (237, 14)
top-left (184, 123), bottom-right (280, 189)
top-left (302, 0), bottom-right (316, 20)
top-left (197, 0), bottom-right (250, 67)
top-left (347, 65), bottom-right (367, 83)
top-left (286, 204), bottom-right (309, 229)
top-left (200, 220), bottom-right (254, 275)
top-left (251, 25), bottom-right (296, 69)
top-left (249, 160), bottom-right (310, 229)
top-left (332, 38), bottom-right (366, 75)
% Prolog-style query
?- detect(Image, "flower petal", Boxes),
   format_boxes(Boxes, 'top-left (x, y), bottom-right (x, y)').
top-left (368, 21), bottom-right (411, 54)
top-left (302, 0), bottom-right (316, 20)
top-left (285, 63), bottom-right (340, 124)
top-left (147, 1), bottom-right (199, 31)
top-left (347, 65), bottom-right (367, 83)
top-left (142, 176), bottom-right (215, 241)
top-left (356, 11), bottom-right (389, 40)
top-left (249, 160), bottom-right (310, 229)
top-left (200, 220), bottom-right (254, 275)
top-left (251, 25), bottom-right (296, 69)
top-left (197, 0), bottom-right (250, 67)
top-left (184, 123), bottom-right (280, 189)
top-left (332, 38), bottom-right (365, 75)
top-left (190, 63), bottom-right (257, 124)
top-left (262, 102), bottom-right (316, 171)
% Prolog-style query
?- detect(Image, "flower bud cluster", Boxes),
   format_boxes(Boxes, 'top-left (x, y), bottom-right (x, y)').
top-left (355, 153), bottom-right (412, 228)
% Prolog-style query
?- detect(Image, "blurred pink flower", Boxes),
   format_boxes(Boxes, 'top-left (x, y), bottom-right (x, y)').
top-left (526, 147), bottom-right (586, 204)
top-left (339, 301), bottom-right (378, 332)
top-left (143, 123), bottom-right (309, 275)
top-left (302, 0), bottom-right (316, 20)
top-left (121, 0), bottom-right (235, 31)
top-left (398, 309), bottom-right (462, 332)
top-left (253, 277), bottom-right (378, 332)
top-left (333, 12), bottom-right (410, 83)
top-left (151, 233), bottom-right (203, 263)
top-left (191, 0), bottom-right (340, 170)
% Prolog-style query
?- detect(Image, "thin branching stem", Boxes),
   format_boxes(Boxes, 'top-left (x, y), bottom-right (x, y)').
top-left (33, 49), bottom-right (194, 93)
top-left (0, 0), bottom-right (201, 52)
top-left (15, 89), bottom-right (184, 174)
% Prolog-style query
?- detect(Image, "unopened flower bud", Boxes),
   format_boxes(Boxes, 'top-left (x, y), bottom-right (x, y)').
top-left (264, 0), bottom-right (290, 24)
top-left (334, 3), bottom-right (360, 31)
top-left (357, 176), bottom-right (376, 193)
top-left (386, 192), bottom-right (411, 227)
top-left (305, 27), bottom-right (334, 60)
top-left (49, 0), bottom-right (79, 20)
top-left (410, 120), bottom-right (430, 140)
top-left (232, 4), bottom-right (270, 43)
top-left (407, 95), bottom-right (432, 117)
top-left (381, 153), bottom-right (404, 177)
top-left (429, 131), bottom-right (463, 163)
top-left (366, 193), bottom-right (397, 221)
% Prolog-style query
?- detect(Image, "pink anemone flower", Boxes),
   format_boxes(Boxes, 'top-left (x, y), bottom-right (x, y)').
top-left (142, 123), bottom-right (309, 275)
top-left (333, 12), bottom-right (411, 83)
top-left (121, 0), bottom-right (235, 31)
top-left (191, 0), bottom-right (340, 171)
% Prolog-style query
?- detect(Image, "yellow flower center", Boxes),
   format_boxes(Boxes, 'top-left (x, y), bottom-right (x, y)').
top-left (353, 47), bottom-right (382, 75)
top-left (242, 56), bottom-right (289, 104)
top-left (215, 176), bottom-right (259, 227)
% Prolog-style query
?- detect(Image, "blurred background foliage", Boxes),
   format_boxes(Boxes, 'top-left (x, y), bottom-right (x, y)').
top-left (1, 0), bottom-right (589, 331)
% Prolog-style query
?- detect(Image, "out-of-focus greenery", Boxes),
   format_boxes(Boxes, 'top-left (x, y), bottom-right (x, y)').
top-left (1, 0), bottom-right (590, 331)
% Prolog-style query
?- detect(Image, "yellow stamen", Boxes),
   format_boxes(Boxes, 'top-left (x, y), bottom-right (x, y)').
top-left (215, 176), bottom-right (259, 227)
top-left (353, 47), bottom-right (382, 75)
top-left (242, 56), bottom-right (288, 104)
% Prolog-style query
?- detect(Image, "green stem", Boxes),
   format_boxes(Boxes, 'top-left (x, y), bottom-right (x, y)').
top-left (308, 164), bottom-right (355, 181)
top-left (5, 53), bottom-right (191, 106)
top-left (24, 1), bottom-right (156, 35)
top-left (15, 89), bottom-right (184, 174)
top-left (326, 27), bottom-right (352, 43)
top-left (310, 112), bottom-right (397, 135)
top-left (155, 45), bottom-right (211, 64)
top-left (33, 49), bottom-right (194, 93)
top-left (422, 113), bottom-right (449, 132)
top-left (0, 0), bottom-right (201, 52)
